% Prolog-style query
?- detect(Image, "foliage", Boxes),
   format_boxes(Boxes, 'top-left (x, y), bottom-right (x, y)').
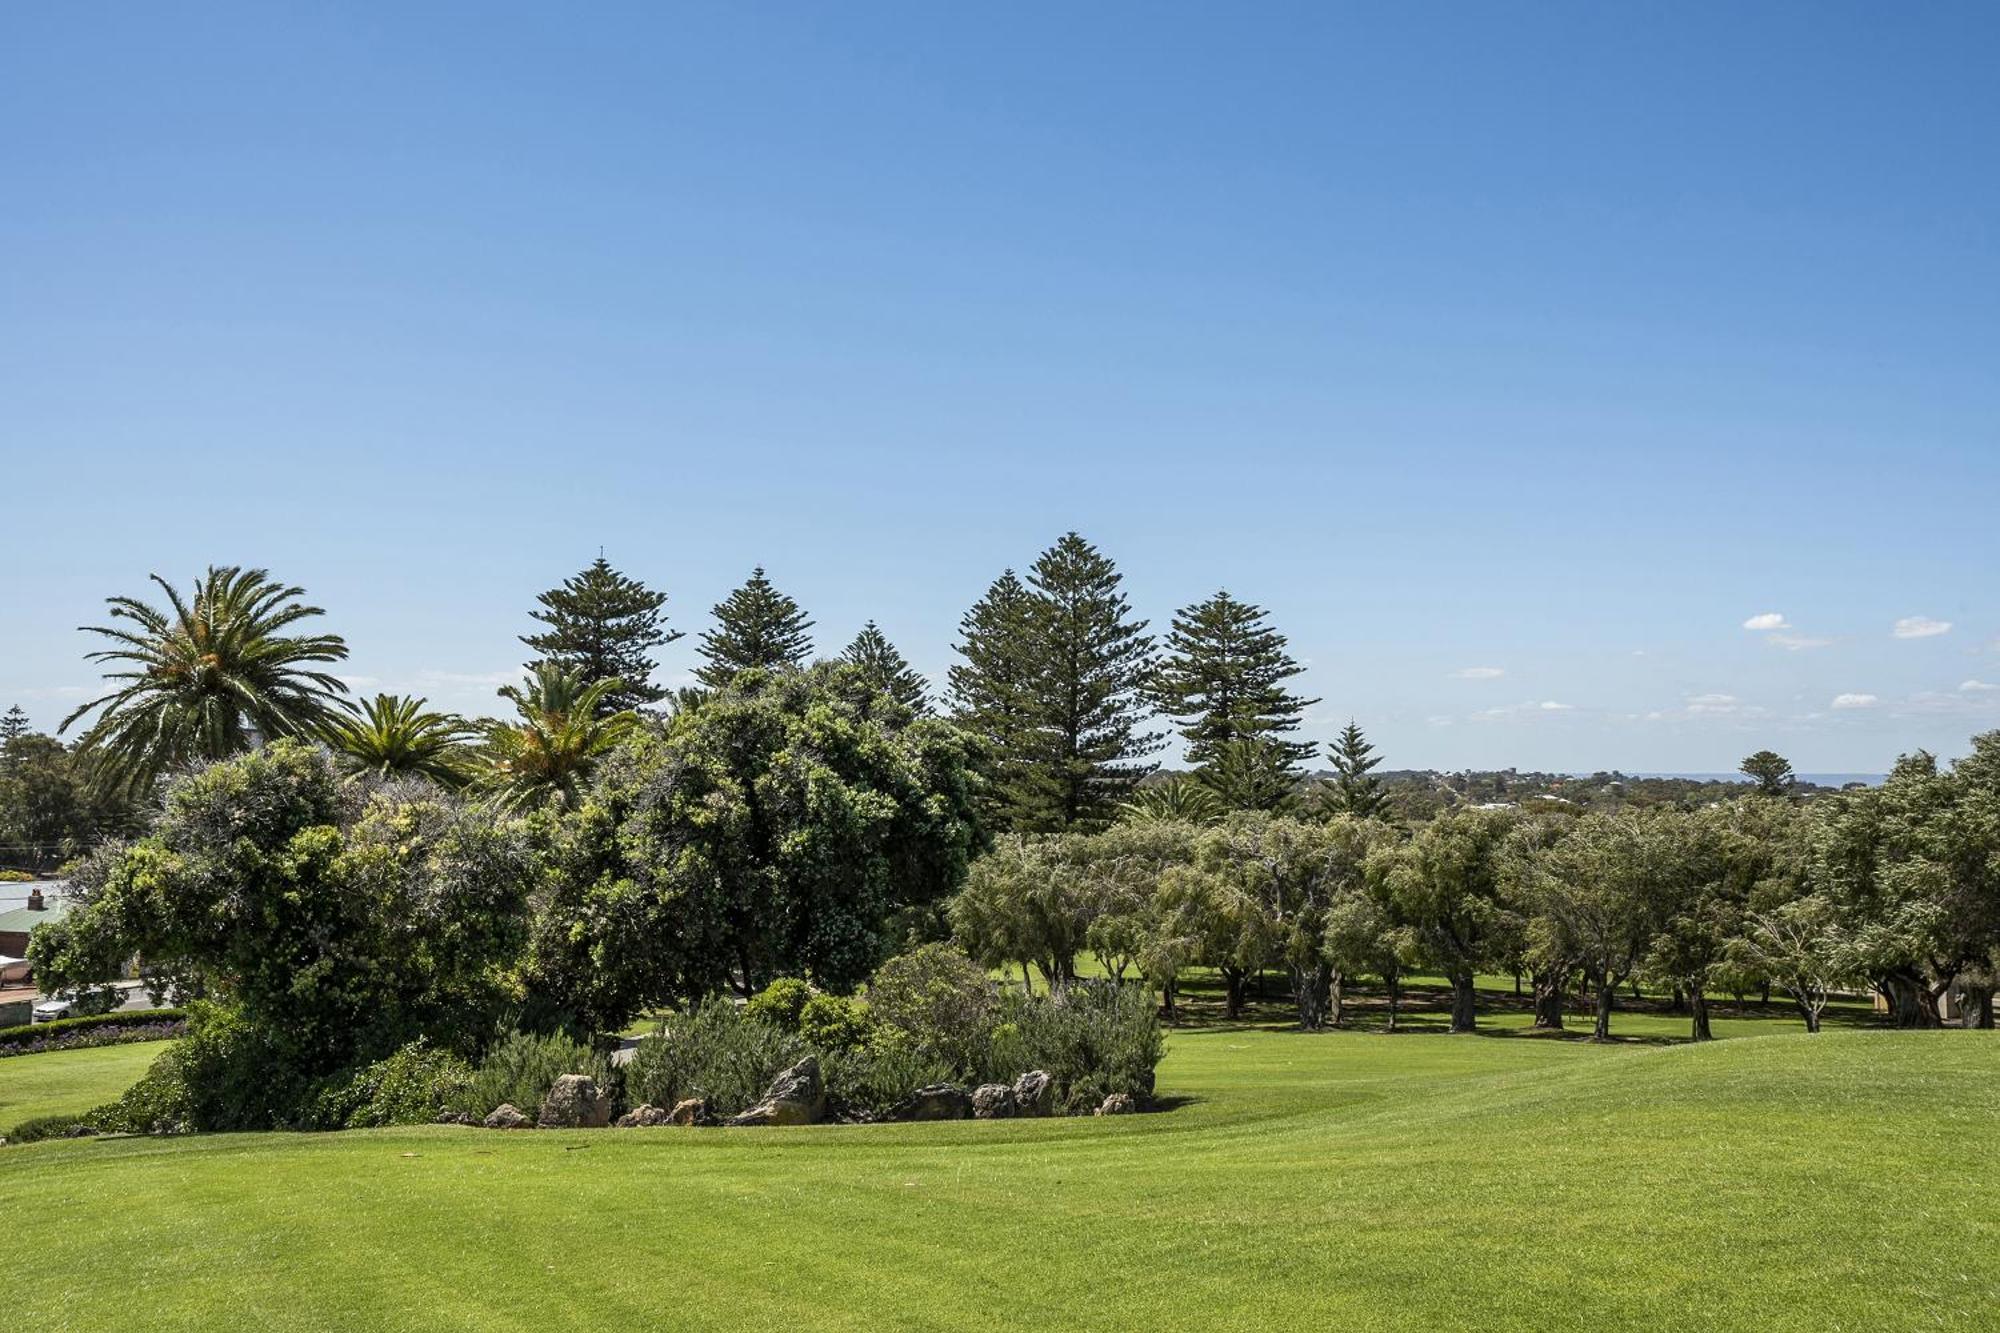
top-left (60, 565), bottom-right (350, 798)
top-left (695, 567), bottom-right (814, 688)
top-left (476, 666), bottom-right (638, 812)
top-left (1372, 806), bottom-right (1517, 1031)
top-left (1148, 590), bottom-right (1316, 808)
top-left (455, 1030), bottom-right (612, 1123)
top-left (0, 729), bottom-right (137, 871)
top-left (0, 1011), bottom-right (186, 1056)
top-left (6, 1112), bottom-right (94, 1143)
top-left (313, 1039), bottom-right (475, 1129)
top-left (797, 992), bottom-right (876, 1052)
top-left (988, 980), bottom-right (1163, 1112)
top-left (623, 998), bottom-right (805, 1115)
top-left (1322, 721), bottom-right (1388, 819)
top-left (950, 534), bottom-right (1159, 833)
top-left (1118, 773), bottom-right (1224, 826)
top-left (818, 1040), bottom-right (958, 1116)
top-left (522, 556), bottom-right (681, 713)
top-left (320, 693), bottom-right (478, 786)
top-left (744, 977), bottom-right (815, 1032)
top-left (1729, 895), bottom-right (1861, 1033)
top-left (840, 621), bottom-right (930, 715)
top-left (864, 943), bottom-right (997, 1070)
top-left (1740, 749), bottom-right (1796, 797)
top-left (28, 742), bottom-right (533, 1129)
top-left (528, 666), bottom-right (982, 1031)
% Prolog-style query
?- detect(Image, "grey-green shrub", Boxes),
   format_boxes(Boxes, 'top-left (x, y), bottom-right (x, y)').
top-left (624, 998), bottom-right (805, 1116)
top-left (314, 1040), bottom-right (475, 1128)
top-left (455, 1031), bottom-right (612, 1123)
top-left (865, 943), bottom-right (996, 1072)
top-left (798, 993), bottom-right (875, 1053)
top-left (820, 1038), bottom-right (958, 1117)
top-left (988, 981), bottom-right (1162, 1113)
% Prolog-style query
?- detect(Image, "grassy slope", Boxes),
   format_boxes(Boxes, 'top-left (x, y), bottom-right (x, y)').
top-left (4, 1018), bottom-right (1995, 1331)
top-left (0, 1040), bottom-right (170, 1133)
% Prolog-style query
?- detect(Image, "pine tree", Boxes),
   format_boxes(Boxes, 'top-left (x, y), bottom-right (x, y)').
top-left (952, 534), bottom-right (1159, 832)
top-left (1148, 590), bottom-right (1317, 808)
top-left (1322, 720), bottom-right (1388, 818)
top-left (948, 570), bottom-right (1041, 827)
top-left (841, 621), bottom-right (929, 713)
top-left (522, 557), bottom-right (680, 714)
top-left (0, 705), bottom-right (29, 777)
top-left (695, 567), bottom-right (814, 688)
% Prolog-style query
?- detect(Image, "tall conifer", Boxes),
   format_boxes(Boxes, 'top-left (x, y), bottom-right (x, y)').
top-left (1149, 590), bottom-right (1317, 807)
top-left (696, 567), bottom-right (814, 688)
top-left (522, 557), bottom-right (678, 713)
top-left (1323, 720), bottom-right (1388, 818)
top-left (841, 621), bottom-right (929, 713)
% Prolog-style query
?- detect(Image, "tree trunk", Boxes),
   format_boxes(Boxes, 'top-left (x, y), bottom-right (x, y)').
top-left (1387, 969), bottom-right (1402, 1032)
top-left (1689, 986), bottom-right (1712, 1041)
top-left (1293, 961), bottom-right (1332, 1031)
top-left (1513, 970), bottom-right (1523, 998)
top-left (1670, 986), bottom-right (1687, 1015)
top-left (1019, 963), bottom-right (1034, 998)
top-left (1329, 970), bottom-right (1345, 1029)
top-left (1962, 984), bottom-right (1995, 1030)
top-left (1158, 976), bottom-right (1177, 1022)
top-left (1222, 967), bottom-right (1247, 1020)
top-left (1802, 1000), bottom-right (1822, 1034)
top-left (1759, 981), bottom-right (1771, 1006)
top-left (1449, 969), bottom-right (1477, 1033)
top-left (1531, 969), bottom-right (1566, 1030)
top-left (1591, 969), bottom-right (1615, 1041)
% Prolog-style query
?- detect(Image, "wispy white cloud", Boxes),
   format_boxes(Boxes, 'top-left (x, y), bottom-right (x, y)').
top-left (1742, 612), bottom-right (1790, 631)
top-left (1767, 633), bottom-right (1832, 652)
top-left (1538, 700), bottom-right (1573, 711)
top-left (1831, 692), bottom-right (1878, 710)
top-left (1892, 615), bottom-right (1952, 640)
top-left (1450, 666), bottom-right (1505, 680)
top-left (1961, 679), bottom-right (1999, 693)
top-left (1686, 692), bottom-right (1741, 715)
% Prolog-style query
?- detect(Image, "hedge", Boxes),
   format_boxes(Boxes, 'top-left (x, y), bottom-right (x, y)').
top-left (0, 1008), bottom-right (187, 1055)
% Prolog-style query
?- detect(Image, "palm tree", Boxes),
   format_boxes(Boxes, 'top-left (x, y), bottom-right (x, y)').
top-left (476, 665), bottom-right (637, 811)
top-left (62, 566), bottom-right (350, 796)
top-left (321, 694), bottom-right (478, 786)
top-left (1117, 773), bottom-right (1225, 826)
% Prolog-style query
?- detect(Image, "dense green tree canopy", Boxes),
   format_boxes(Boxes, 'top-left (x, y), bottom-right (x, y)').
top-left (522, 557), bottom-right (680, 713)
top-left (29, 741), bottom-right (533, 1127)
top-left (528, 664), bottom-right (982, 1033)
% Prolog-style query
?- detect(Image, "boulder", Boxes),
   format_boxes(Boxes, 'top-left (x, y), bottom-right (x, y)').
top-left (669, 1097), bottom-right (716, 1127)
top-left (1095, 1093), bottom-right (1137, 1117)
top-left (894, 1083), bottom-right (971, 1122)
top-left (483, 1103), bottom-right (532, 1130)
top-left (727, 1056), bottom-right (826, 1127)
top-left (1011, 1070), bottom-right (1054, 1117)
top-left (434, 1110), bottom-right (476, 1127)
top-left (971, 1083), bottom-right (1017, 1119)
top-left (538, 1074), bottom-right (612, 1129)
top-left (614, 1104), bottom-right (670, 1128)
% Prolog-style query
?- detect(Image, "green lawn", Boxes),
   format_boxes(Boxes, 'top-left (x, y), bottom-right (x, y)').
top-left (0, 1040), bottom-right (171, 1135)
top-left (3, 1013), bottom-right (1994, 1330)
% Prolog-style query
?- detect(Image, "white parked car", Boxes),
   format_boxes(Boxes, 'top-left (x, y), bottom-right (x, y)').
top-left (31, 995), bottom-right (75, 1022)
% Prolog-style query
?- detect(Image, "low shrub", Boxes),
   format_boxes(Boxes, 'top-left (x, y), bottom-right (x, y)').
top-left (820, 1038), bottom-right (958, 1117)
top-left (311, 1040), bottom-right (476, 1129)
top-left (798, 993), bottom-right (875, 1053)
top-left (0, 869), bottom-right (34, 882)
top-left (453, 1030), bottom-right (613, 1124)
top-left (744, 978), bottom-right (814, 1032)
top-left (624, 998), bottom-right (806, 1116)
top-left (865, 943), bottom-right (997, 1072)
top-left (988, 981), bottom-right (1163, 1113)
top-left (0, 1010), bottom-right (187, 1056)
top-left (6, 1113), bottom-right (91, 1143)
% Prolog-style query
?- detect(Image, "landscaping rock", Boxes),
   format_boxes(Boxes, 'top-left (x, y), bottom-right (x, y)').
top-left (614, 1104), bottom-right (670, 1128)
top-left (727, 1056), bottom-right (826, 1126)
top-left (894, 1082), bottom-right (971, 1121)
top-left (971, 1083), bottom-right (1017, 1119)
top-left (1011, 1069), bottom-right (1054, 1117)
top-left (483, 1103), bottom-right (532, 1130)
top-left (538, 1074), bottom-right (612, 1129)
top-left (669, 1097), bottom-right (716, 1127)
top-left (434, 1110), bottom-right (476, 1126)
top-left (63, 1123), bottom-right (99, 1139)
top-left (1095, 1093), bottom-right (1137, 1117)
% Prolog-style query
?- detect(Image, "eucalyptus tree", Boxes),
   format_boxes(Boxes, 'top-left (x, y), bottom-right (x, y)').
top-left (321, 694), bottom-right (479, 787)
top-left (62, 565), bottom-right (350, 796)
top-left (477, 666), bottom-right (637, 812)
top-left (1372, 806), bottom-right (1518, 1032)
top-left (1517, 812), bottom-right (1662, 1040)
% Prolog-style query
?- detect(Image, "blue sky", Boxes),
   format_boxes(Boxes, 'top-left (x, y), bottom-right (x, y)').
top-left (4, 2), bottom-right (1997, 773)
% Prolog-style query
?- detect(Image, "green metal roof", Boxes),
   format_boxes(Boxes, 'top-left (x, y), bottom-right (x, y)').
top-left (0, 897), bottom-right (74, 934)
